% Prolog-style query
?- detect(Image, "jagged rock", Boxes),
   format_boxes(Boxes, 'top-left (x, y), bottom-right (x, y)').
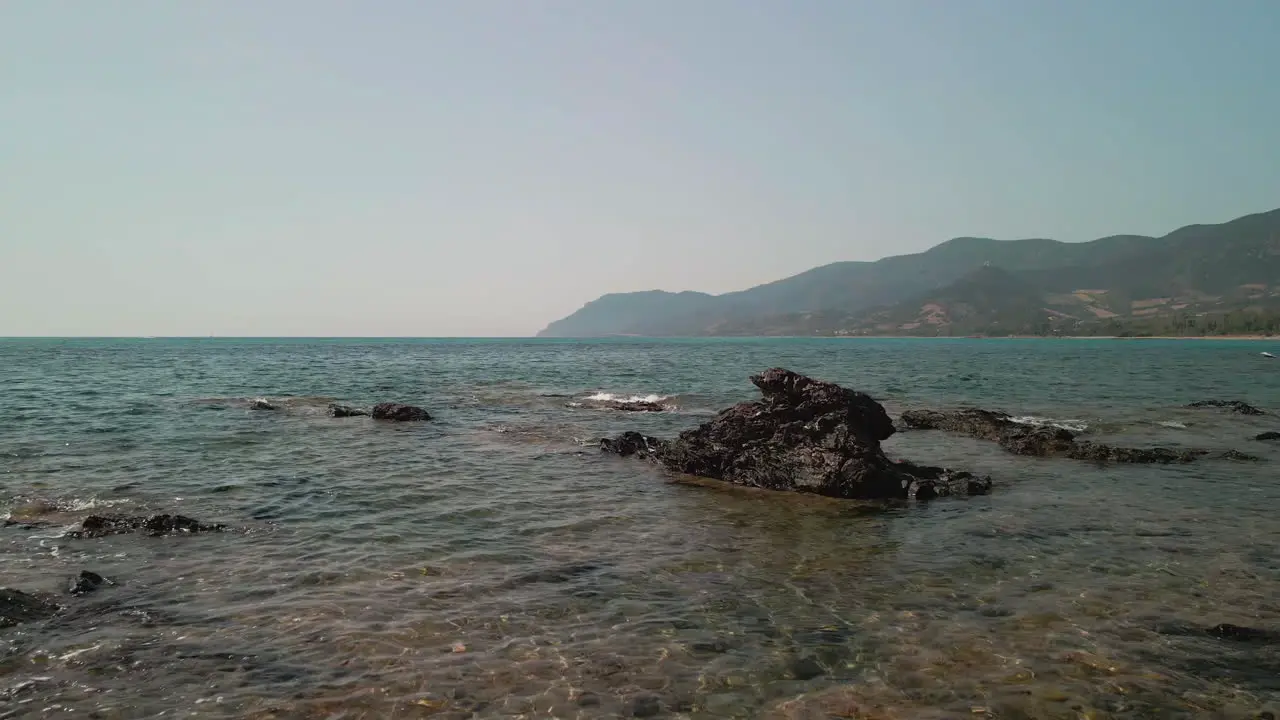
top-left (900, 408), bottom-right (1208, 464)
top-left (69, 571), bottom-right (111, 596)
top-left (1256, 431), bottom-right (1280, 441)
top-left (249, 398), bottom-right (277, 411)
top-left (601, 368), bottom-right (991, 500)
top-left (599, 431), bottom-right (665, 458)
top-left (66, 514), bottom-right (227, 539)
top-left (328, 403), bottom-right (369, 418)
top-left (0, 588), bottom-right (60, 628)
top-left (1186, 400), bottom-right (1266, 415)
top-left (370, 403), bottom-right (431, 422)
top-left (1219, 449), bottom-right (1262, 462)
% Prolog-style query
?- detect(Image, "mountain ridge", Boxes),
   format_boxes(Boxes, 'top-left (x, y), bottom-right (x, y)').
top-left (537, 208), bottom-right (1280, 337)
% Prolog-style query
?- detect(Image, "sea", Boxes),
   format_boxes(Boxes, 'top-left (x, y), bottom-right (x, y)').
top-left (3, 337), bottom-right (1280, 719)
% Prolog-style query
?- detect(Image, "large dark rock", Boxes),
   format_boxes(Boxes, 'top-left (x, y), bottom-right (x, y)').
top-left (370, 403), bottom-right (431, 422)
top-left (602, 368), bottom-right (991, 500)
top-left (0, 588), bottom-right (60, 628)
top-left (66, 514), bottom-right (227, 539)
top-left (1256, 431), bottom-right (1280, 441)
top-left (1186, 400), bottom-right (1266, 415)
top-left (328, 403), bottom-right (370, 418)
top-left (900, 408), bottom-right (1207, 464)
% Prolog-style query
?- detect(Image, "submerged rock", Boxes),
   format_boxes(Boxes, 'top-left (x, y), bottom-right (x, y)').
top-left (66, 514), bottom-right (227, 539)
top-left (370, 403), bottom-right (431, 422)
top-left (0, 588), bottom-right (60, 628)
top-left (249, 398), bottom-right (278, 411)
top-left (1256, 431), bottom-right (1280, 441)
top-left (1186, 399), bottom-right (1266, 415)
top-left (574, 398), bottom-right (669, 412)
top-left (327, 403), bottom-right (369, 418)
top-left (900, 408), bottom-right (1208, 464)
top-left (601, 368), bottom-right (991, 500)
top-left (69, 570), bottom-right (111, 596)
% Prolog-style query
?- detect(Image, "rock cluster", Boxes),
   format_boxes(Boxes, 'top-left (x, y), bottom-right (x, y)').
top-left (601, 368), bottom-right (991, 501)
top-left (899, 408), bottom-right (1210, 464)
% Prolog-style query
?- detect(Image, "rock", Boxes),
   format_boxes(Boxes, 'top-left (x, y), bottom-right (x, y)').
top-left (1186, 400), bottom-right (1266, 415)
top-left (69, 570), bottom-right (111, 596)
top-left (249, 398), bottom-right (277, 411)
top-left (599, 431), bottom-right (665, 458)
top-left (603, 368), bottom-right (990, 500)
top-left (327, 403), bottom-right (369, 418)
top-left (900, 408), bottom-right (1210, 464)
top-left (370, 403), bottom-right (431, 422)
top-left (1256, 431), bottom-right (1280, 441)
top-left (574, 398), bottom-right (668, 412)
top-left (789, 655), bottom-right (826, 680)
top-left (1219, 449), bottom-right (1262, 462)
top-left (1208, 623), bottom-right (1280, 644)
top-left (630, 694), bottom-right (663, 717)
top-left (0, 588), bottom-right (60, 628)
top-left (66, 514), bottom-right (227, 539)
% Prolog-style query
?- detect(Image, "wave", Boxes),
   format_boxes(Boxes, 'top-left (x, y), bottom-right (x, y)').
top-left (1008, 415), bottom-right (1090, 433)
top-left (1157, 420), bottom-right (1188, 429)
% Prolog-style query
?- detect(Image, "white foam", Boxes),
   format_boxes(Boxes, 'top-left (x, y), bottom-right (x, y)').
top-left (1009, 415), bottom-right (1089, 433)
top-left (1157, 420), bottom-right (1188, 429)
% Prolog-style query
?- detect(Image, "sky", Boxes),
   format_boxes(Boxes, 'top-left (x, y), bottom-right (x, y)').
top-left (3, 1), bottom-right (1279, 337)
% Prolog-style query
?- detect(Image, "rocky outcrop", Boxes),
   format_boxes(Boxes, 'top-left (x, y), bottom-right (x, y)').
top-left (328, 403), bottom-right (370, 418)
top-left (0, 588), bottom-right (60, 628)
top-left (249, 398), bottom-right (278, 411)
top-left (1256, 431), bottom-right (1280, 441)
top-left (1186, 400), bottom-right (1266, 415)
top-left (65, 514), bottom-right (227, 539)
top-left (370, 403), bottom-right (431, 422)
top-left (601, 368), bottom-right (991, 500)
top-left (900, 408), bottom-right (1208, 464)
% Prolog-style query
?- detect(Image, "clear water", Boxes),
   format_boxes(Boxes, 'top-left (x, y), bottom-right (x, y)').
top-left (2, 338), bottom-right (1279, 719)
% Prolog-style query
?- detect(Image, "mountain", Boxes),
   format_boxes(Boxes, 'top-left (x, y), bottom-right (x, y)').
top-left (537, 208), bottom-right (1280, 337)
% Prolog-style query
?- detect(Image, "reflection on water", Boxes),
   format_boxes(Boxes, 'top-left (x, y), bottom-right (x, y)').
top-left (2, 338), bottom-right (1279, 718)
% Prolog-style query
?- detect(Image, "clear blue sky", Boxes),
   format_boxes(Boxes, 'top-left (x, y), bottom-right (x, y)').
top-left (3, 0), bottom-right (1278, 336)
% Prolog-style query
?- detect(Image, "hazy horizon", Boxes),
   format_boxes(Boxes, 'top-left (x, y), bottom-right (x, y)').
top-left (4, 1), bottom-right (1279, 337)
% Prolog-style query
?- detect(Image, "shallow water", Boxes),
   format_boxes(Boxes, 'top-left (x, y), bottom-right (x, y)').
top-left (3, 337), bottom-right (1280, 718)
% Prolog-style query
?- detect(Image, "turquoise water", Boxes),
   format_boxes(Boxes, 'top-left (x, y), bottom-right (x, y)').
top-left (3, 337), bottom-right (1280, 718)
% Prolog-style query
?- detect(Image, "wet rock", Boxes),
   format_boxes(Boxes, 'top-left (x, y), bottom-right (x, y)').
top-left (2, 519), bottom-right (55, 530)
top-left (901, 408), bottom-right (1210, 464)
top-left (327, 403), bottom-right (369, 418)
top-left (66, 514), bottom-right (227, 539)
top-left (1220, 449), bottom-right (1263, 462)
top-left (789, 655), bottom-right (826, 680)
top-left (630, 694), bottom-right (663, 717)
top-left (75, 570), bottom-right (115, 593)
top-left (370, 403), bottom-right (431, 421)
top-left (0, 588), bottom-right (60, 627)
top-left (603, 368), bottom-right (990, 500)
top-left (249, 398), bottom-right (277, 411)
top-left (1208, 623), bottom-right (1280, 644)
top-left (577, 399), bottom-right (668, 412)
top-left (599, 431), bottom-right (665, 458)
top-left (69, 571), bottom-right (111, 596)
top-left (1256, 431), bottom-right (1280, 441)
top-left (1186, 399), bottom-right (1266, 415)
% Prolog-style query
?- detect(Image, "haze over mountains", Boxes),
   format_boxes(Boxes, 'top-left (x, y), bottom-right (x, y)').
top-left (538, 208), bottom-right (1280, 337)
